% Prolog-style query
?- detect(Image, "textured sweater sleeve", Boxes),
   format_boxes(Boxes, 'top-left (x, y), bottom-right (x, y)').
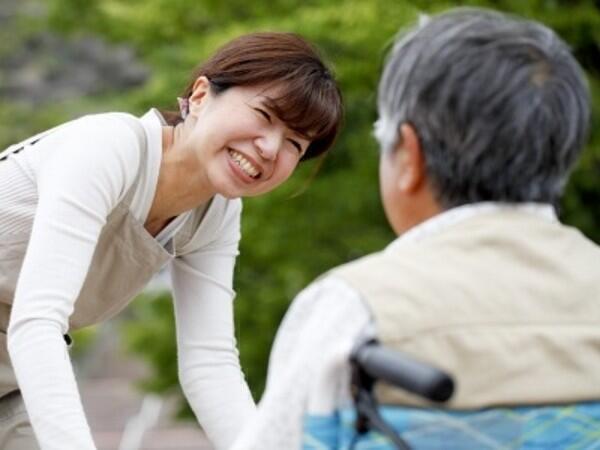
top-left (231, 277), bottom-right (373, 450)
top-left (6, 114), bottom-right (142, 450)
top-left (170, 199), bottom-right (256, 450)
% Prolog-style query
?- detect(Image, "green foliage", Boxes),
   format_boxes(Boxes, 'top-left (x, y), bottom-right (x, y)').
top-left (70, 326), bottom-right (100, 361)
top-left (122, 291), bottom-right (184, 408)
top-left (7, 0), bottom-right (600, 420)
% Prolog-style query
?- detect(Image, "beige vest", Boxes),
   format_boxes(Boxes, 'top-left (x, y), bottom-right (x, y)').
top-left (0, 117), bottom-right (210, 397)
top-left (333, 210), bottom-right (600, 409)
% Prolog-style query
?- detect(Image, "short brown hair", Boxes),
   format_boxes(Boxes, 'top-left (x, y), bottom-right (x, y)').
top-left (163, 32), bottom-right (343, 161)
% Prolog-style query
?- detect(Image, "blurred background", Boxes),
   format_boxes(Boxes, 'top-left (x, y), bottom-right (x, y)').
top-left (1, 0), bottom-right (598, 448)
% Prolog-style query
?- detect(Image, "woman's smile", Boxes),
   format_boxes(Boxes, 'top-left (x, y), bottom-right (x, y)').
top-left (227, 148), bottom-right (262, 180)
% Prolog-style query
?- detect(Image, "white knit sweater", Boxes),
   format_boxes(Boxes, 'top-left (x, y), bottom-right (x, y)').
top-left (0, 109), bottom-right (255, 450)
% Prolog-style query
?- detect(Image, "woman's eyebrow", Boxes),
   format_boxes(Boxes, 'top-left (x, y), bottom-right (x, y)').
top-left (258, 96), bottom-right (276, 109)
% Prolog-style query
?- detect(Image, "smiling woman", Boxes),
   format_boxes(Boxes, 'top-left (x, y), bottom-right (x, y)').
top-left (146, 33), bottom-right (342, 232)
top-left (156, 81), bottom-right (310, 211)
top-left (166, 33), bottom-right (342, 161)
top-left (0, 32), bottom-right (342, 450)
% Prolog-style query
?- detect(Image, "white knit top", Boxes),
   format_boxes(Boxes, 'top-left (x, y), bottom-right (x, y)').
top-left (0, 109), bottom-right (255, 450)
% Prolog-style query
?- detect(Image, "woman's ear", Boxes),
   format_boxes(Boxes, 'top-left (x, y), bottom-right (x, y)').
top-left (394, 123), bottom-right (425, 193)
top-left (188, 76), bottom-right (211, 114)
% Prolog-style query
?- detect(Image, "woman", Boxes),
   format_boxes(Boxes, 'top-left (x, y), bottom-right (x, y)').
top-left (0, 32), bottom-right (342, 450)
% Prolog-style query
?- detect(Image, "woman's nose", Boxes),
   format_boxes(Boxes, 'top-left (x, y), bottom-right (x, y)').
top-left (255, 131), bottom-right (282, 160)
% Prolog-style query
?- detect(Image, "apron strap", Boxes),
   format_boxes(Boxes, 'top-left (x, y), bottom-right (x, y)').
top-left (0, 120), bottom-right (74, 162)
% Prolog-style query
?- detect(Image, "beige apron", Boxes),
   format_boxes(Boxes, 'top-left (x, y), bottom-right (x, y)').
top-left (0, 390), bottom-right (36, 449)
top-left (0, 115), bottom-right (203, 446)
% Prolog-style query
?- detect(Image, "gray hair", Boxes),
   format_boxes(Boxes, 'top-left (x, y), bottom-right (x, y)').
top-left (375, 8), bottom-right (591, 207)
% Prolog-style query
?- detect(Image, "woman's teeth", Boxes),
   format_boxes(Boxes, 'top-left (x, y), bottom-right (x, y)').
top-left (229, 149), bottom-right (260, 178)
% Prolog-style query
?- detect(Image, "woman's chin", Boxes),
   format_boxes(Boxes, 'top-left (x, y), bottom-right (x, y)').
top-left (211, 176), bottom-right (254, 199)
top-left (219, 190), bottom-right (244, 199)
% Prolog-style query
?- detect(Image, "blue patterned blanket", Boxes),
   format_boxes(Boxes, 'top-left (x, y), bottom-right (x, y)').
top-left (303, 402), bottom-right (600, 449)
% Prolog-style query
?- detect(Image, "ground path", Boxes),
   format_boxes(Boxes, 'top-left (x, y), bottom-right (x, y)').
top-left (77, 324), bottom-right (213, 450)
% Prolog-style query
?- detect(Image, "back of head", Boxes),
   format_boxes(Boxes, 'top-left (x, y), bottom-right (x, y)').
top-left (375, 8), bottom-right (591, 208)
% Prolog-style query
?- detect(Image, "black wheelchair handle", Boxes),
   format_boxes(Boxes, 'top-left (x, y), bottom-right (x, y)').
top-left (351, 340), bottom-right (454, 403)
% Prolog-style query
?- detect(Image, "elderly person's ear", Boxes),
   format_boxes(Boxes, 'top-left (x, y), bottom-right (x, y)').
top-left (392, 123), bottom-right (425, 193)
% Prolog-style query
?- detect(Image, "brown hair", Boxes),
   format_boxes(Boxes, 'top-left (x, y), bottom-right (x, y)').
top-left (162, 32), bottom-right (343, 161)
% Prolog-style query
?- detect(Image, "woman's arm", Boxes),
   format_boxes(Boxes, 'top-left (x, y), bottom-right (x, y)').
top-left (7, 114), bottom-right (142, 450)
top-left (170, 199), bottom-right (255, 450)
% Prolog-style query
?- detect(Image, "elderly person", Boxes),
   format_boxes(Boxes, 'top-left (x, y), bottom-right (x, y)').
top-left (232, 8), bottom-right (600, 449)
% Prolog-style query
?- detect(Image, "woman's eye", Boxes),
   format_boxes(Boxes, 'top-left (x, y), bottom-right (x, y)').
top-left (255, 108), bottom-right (272, 123)
top-left (288, 139), bottom-right (303, 154)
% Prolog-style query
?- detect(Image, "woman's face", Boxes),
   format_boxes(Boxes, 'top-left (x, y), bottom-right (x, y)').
top-left (184, 77), bottom-right (311, 199)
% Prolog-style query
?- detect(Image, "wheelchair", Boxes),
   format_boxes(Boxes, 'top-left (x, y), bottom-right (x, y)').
top-left (303, 340), bottom-right (600, 449)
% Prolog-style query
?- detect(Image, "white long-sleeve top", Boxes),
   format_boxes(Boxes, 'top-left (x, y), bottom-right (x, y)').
top-left (0, 109), bottom-right (255, 450)
top-left (231, 203), bottom-right (556, 450)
